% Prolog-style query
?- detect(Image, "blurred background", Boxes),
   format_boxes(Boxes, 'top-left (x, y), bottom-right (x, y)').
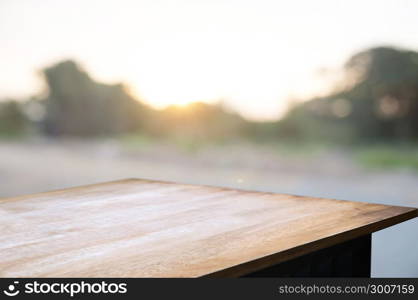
top-left (1, 0), bottom-right (418, 276)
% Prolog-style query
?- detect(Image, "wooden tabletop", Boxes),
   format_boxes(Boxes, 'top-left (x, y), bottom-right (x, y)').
top-left (0, 179), bottom-right (416, 278)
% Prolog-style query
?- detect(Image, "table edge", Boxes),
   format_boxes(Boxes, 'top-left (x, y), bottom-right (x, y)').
top-left (201, 207), bottom-right (418, 278)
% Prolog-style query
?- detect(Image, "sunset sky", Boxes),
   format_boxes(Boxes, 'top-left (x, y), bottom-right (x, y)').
top-left (1, 0), bottom-right (418, 120)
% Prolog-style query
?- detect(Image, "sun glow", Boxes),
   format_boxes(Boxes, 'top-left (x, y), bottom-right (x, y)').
top-left (123, 33), bottom-right (332, 120)
top-left (2, 0), bottom-right (417, 120)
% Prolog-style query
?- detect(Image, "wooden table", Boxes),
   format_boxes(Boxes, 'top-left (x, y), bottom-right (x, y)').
top-left (0, 179), bottom-right (416, 277)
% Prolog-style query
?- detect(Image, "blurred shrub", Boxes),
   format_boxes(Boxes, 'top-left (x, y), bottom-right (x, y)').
top-left (144, 102), bottom-right (248, 141)
top-left (0, 100), bottom-right (27, 137)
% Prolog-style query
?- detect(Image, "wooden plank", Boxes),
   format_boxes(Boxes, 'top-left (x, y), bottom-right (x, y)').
top-left (0, 178), bottom-right (416, 278)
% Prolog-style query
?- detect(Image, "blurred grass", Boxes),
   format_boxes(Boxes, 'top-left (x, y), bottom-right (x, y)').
top-left (8, 131), bottom-right (417, 173)
top-left (271, 140), bottom-right (331, 158)
top-left (119, 134), bottom-right (418, 172)
top-left (118, 133), bottom-right (227, 154)
top-left (355, 144), bottom-right (418, 171)
top-left (119, 134), bottom-right (154, 149)
top-left (0, 131), bottom-right (28, 140)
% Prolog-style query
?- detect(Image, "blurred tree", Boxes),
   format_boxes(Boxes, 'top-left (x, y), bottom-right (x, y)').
top-left (280, 47), bottom-right (418, 141)
top-left (343, 47), bottom-right (418, 139)
top-left (41, 60), bottom-right (151, 136)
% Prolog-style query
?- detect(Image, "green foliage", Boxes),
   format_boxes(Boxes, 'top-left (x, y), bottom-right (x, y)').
top-left (356, 145), bottom-right (418, 171)
top-left (277, 101), bottom-right (355, 143)
top-left (0, 100), bottom-right (27, 137)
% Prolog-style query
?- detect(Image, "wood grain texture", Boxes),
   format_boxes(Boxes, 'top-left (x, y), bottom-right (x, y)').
top-left (0, 178), bottom-right (416, 278)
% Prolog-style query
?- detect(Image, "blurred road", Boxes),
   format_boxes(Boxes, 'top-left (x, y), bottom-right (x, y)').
top-left (1, 139), bottom-right (417, 277)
